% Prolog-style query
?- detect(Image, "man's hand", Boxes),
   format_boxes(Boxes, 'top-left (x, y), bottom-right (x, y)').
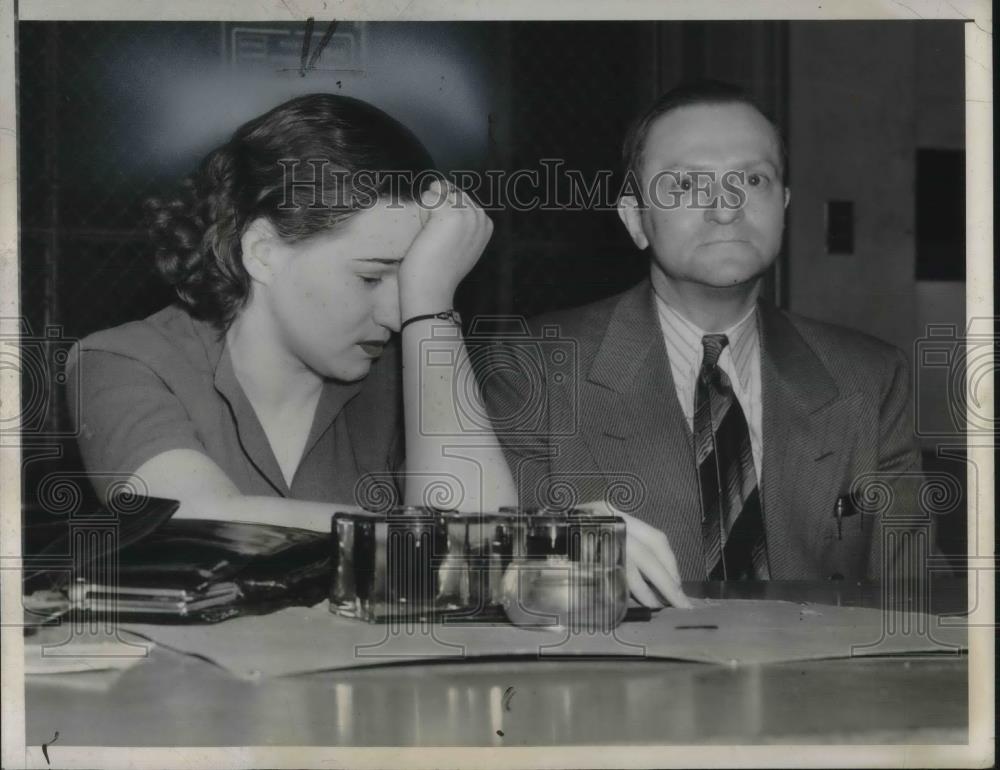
top-left (576, 500), bottom-right (692, 609)
top-left (622, 512), bottom-right (692, 608)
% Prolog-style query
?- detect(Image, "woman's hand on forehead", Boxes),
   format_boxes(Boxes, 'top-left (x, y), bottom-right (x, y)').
top-left (398, 180), bottom-right (494, 317)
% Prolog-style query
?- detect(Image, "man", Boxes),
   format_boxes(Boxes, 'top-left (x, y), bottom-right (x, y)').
top-left (481, 81), bottom-right (929, 593)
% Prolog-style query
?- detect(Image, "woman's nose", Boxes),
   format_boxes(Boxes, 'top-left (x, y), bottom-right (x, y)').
top-left (373, 283), bottom-right (401, 333)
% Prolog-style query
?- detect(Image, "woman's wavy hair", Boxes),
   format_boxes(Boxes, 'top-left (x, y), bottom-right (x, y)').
top-left (144, 94), bottom-right (434, 328)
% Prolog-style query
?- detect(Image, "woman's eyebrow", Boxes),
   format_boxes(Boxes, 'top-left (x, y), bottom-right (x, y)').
top-left (353, 257), bottom-right (402, 265)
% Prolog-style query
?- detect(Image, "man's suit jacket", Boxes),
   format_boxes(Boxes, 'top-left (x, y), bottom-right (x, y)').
top-left (479, 279), bottom-right (931, 582)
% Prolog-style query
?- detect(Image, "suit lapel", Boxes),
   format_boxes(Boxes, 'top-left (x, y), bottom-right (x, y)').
top-left (572, 289), bottom-right (860, 579)
top-left (758, 300), bottom-right (859, 577)
top-left (581, 281), bottom-right (704, 575)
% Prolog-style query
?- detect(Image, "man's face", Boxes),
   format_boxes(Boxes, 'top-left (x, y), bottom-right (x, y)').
top-left (620, 102), bottom-right (789, 290)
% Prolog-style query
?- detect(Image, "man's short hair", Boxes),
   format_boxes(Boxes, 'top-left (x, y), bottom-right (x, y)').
top-left (622, 79), bottom-right (787, 182)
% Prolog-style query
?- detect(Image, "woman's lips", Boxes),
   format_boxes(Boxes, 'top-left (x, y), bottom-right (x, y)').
top-left (358, 342), bottom-right (385, 357)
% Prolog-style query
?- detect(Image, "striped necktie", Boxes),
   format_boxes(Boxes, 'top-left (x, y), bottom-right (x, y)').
top-left (694, 334), bottom-right (770, 580)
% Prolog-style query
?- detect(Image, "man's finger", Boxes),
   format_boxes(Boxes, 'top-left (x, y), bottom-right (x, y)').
top-left (660, 538), bottom-right (683, 587)
top-left (626, 516), bottom-right (683, 588)
top-left (644, 532), bottom-right (683, 588)
top-left (574, 500), bottom-right (612, 517)
top-left (626, 558), bottom-right (663, 608)
top-left (631, 538), bottom-right (692, 609)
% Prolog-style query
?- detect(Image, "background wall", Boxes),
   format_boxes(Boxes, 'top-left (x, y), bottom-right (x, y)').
top-left (788, 21), bottom-right (965, 371)
top-left (786, 21), bottom-right (966, 557)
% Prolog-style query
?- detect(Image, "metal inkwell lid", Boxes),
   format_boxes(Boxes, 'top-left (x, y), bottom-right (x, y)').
top-left (329, 506), bottom-right (628, 629)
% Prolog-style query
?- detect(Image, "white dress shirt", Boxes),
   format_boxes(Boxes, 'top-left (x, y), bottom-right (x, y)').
top-left (654, 295), bottom-right (763, 482)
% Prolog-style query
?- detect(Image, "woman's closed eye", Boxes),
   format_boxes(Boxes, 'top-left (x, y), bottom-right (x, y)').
top-left (353, 258), bottom-right (400, 288)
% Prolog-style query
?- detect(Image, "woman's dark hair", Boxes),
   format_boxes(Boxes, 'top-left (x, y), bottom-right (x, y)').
top-left (145, 93), bottom-right (434, 328)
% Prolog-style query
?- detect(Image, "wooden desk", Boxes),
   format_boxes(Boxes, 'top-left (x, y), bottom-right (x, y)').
top-left (25, 580), bottom-right (968, 746)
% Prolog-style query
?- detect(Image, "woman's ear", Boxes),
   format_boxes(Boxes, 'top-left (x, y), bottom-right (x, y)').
top-left (240, 218), bottom-right (284, 285)
top-left (617, 196), bottom-right (650, 250)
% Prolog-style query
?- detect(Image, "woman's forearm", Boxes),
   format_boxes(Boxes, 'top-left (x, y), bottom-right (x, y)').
top-left (130, 449), bottom-right (360, 531)
top-left (170, 493), bottom-right (358, 532)
top-left (401, 317), bottom-right (517, 513)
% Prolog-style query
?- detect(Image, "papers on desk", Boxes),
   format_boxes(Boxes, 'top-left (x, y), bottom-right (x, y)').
top-left (23, 594), bottom-right (154, 677)
top-left (123, 598), bottom-right (968, 680)
top-left (25, 624), bottom-right (152, 677)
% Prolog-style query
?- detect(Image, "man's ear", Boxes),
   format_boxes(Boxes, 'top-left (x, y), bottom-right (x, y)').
top-left (240, 218), bottom-right (283, 285)
top-left (616, 196), bottom-right (650, 250)
top-left (783, 186), bottom-right (791, 209)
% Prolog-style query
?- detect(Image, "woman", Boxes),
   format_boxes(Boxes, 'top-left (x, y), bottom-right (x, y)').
top-left (68, 93), bottom-right (687, 608)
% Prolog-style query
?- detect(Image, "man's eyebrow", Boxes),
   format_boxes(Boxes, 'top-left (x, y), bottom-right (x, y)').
top-left (653, 157), bottom-right (780, 171)
top-left (742, 158), bottom-right (780, 170)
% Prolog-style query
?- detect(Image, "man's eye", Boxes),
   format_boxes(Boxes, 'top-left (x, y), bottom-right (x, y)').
top-left (679, 177), bottom-right (692, 191)
top-left (359, 275), bottom-right (382, 286)
top-left (748, 173), bottom-right (768, 187)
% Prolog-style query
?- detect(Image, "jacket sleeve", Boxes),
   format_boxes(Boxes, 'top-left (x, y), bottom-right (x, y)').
top-left (865, 346), bottom-right (948, 581)
top-left (473, 337), bottom-right (557, 509)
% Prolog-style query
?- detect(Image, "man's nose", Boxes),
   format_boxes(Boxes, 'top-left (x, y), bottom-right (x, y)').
top-left (703, 193), bottom-right (745, 225)
top-left (705, 185), bottom-right (746, 225)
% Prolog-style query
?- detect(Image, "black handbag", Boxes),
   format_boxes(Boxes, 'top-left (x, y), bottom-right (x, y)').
top-left (24, 497), bottom-right (331, 623)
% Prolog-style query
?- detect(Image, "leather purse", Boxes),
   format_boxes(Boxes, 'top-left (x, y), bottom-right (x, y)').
top-left (24, 497), bottom-right (331, 623)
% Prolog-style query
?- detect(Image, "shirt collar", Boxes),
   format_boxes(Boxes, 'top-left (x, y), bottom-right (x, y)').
top-left (654, 294), bottom-right (759, 386)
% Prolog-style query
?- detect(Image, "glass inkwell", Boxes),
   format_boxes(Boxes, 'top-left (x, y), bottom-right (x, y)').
top-left (329, 506), bottom-right (627, 628)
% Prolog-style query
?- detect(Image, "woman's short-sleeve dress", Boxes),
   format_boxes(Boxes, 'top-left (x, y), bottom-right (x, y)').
top-left (66, 304), bottom-right (403, 507)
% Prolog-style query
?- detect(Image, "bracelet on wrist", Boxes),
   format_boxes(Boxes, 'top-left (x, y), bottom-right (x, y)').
top-left (400, 309), bottom-right (462, 331)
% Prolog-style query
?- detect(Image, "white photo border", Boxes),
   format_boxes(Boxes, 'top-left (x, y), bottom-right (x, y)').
top-left (0, 1), bottom-right (992, 768)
